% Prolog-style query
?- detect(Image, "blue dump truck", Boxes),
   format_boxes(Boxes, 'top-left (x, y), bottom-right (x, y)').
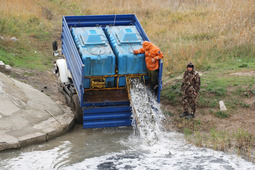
top-left (56, 14), bottom-right (163, 128)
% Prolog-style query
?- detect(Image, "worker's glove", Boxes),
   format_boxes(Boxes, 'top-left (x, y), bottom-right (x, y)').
top-left (133, 50), bottom-right (138, 54)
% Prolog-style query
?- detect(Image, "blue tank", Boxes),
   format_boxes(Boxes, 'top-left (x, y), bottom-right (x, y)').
top-left (105, 26), bottom-right (146, 86)
top-left (71, 27), bottom-right (116, 88)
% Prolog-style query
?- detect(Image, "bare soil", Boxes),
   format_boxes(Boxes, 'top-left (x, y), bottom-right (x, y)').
top-left (11, 68), bottom-right (66, 104)
top-left (162, 101), bottom-right (255, 134)
top-left (230, 71), bottom-right (255, 77)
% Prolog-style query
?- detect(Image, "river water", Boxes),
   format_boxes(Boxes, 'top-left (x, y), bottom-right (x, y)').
top-left (0, 81), bottom-right (254, 170)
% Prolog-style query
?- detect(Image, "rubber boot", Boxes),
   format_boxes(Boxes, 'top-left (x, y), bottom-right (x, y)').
top-left (185, 114), bottom-right (195, 119)
top-left (180, 112), bottom-right (189, 118)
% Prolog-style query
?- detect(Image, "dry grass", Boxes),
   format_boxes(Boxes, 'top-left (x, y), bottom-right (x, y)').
top-left (0, 0), bottom-right (42, 19)
top-left (54, 0), bottom-right (255, 73)
top-left (1, 0), bottom-right (254, 70)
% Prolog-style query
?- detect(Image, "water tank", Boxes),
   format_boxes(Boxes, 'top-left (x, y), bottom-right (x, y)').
top-left (71, 27), bottom-right (115, 88)
top-left (105, 26), bottom-right (146, 74)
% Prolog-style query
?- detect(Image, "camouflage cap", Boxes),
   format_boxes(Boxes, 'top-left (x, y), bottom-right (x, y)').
top-left (187, 62), bottom-right (194, 68)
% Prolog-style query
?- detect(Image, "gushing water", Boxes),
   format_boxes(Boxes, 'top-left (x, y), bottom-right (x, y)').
top-left (129, 78), bottom-right (163, 146)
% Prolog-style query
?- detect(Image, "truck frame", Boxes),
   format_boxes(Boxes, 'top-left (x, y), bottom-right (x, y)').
top-left (57, 14), bottom-right (163, 128)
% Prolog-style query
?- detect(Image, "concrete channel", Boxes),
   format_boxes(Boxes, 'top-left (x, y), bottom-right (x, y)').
top-left (0, 72), bottom-right (74, 151)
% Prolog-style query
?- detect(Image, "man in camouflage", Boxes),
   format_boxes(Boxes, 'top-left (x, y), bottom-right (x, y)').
top-left (180, 62), bottom-right (201, 119)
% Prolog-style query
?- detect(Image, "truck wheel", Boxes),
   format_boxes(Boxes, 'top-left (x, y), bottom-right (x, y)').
top-left (72, 94), bottom-right (83, 124)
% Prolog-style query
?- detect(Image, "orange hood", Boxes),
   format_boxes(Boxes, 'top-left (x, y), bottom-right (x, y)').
top-left (143, 41), bottom-right (152, 50)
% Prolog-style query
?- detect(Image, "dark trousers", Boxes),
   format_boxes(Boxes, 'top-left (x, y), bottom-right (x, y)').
top-left (147, 69), bottom-right (159, 90)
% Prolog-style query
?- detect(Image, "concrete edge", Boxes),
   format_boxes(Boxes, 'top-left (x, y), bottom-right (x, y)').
top-left (0, 108), bottom-right (75, 152)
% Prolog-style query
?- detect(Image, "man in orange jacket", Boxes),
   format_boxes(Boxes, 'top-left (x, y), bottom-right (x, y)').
top-left (133, 41), bottom-right (164, 92)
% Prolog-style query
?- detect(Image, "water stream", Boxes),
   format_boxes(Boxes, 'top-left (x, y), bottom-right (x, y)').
top-left (0, 81), bottom-right (254, 169)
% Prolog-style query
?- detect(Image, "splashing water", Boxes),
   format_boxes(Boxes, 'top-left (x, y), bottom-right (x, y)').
top-left (129, 78), bottom-right (164, 146)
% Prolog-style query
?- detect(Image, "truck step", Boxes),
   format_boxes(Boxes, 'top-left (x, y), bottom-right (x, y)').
top-left (83, 101), bottom-right (130, 107)
top-left (84, 112), bottom-right (132, 120)
top-left (84, 106), bottom-right (131, 114)
top-left (83, 105), bottom-right (133, 128)
top-left (83, 119), bottom-right (132, 129)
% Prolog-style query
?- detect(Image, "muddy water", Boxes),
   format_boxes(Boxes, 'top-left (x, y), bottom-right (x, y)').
top-left (0, 82), bottom-right (255, 169)
top-left (0, 125), bottom-right (254, 170)
top-left (0, 126), bottom-right (133, 169)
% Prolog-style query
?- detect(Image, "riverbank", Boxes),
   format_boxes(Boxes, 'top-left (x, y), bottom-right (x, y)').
top-left (0, 72), bottom-right (74, 151)
top-left (161, 70), bottom-right (255, 162)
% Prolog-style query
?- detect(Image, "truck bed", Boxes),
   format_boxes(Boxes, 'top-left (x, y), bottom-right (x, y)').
top-left (83, 89), bottom-right (129, 106)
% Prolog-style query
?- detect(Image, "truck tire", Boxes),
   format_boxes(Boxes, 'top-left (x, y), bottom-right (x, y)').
top-left (72, 94), bottom-right (83, 124)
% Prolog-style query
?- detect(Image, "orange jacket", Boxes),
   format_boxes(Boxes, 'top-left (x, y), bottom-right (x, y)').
top-left (134, 41), bottom-right (164, 71)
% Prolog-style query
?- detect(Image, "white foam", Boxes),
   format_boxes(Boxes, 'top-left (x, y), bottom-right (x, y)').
top-left (1, 141), bottom-right (72, 170)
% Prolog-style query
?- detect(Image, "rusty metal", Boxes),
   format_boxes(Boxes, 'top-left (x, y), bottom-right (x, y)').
top-left (84, 73), bottom-right (146, 79)
top-left (83, 89), bottom-right (129, 103)
top-left (84, 73), bottom-right (147, 91)
top-left (84, 87), bottom-right (125, 91)
top-left (90, 78), bottom-right (105, 89)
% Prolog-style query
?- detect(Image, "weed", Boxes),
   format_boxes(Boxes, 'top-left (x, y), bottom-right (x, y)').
top-left (184, 32), bottom-right (216, 41)
top-left (161, 81), bottom-right (182, 105)
top-left (240, 103), bottom-right (250, 108)
top-left (238, 63), bottom-right (249, 68)
top-left (23, 72), bottom-right (35, 76)
top-left (208, 86), bottom-right (227, 97)
top-left (198, 96), bottom-right (210, 107)
top-left (194, 131), bottom-right (203, 147)
top-left (214, 111), bottom-right (229, 118)
top-left (224, 100), bottom-right (237, 110)
top-left (233, 128), bottom-right (253, 149)
top-left (251, 90), bottom-right (255, 95)
top-left (209, 100), bottom-right (217, 108)
top-left (193, 120), bottom-right (202, 126)
top-left (163, 110), bottom-right (174, 117)
top-left (184, 128), bottom-right (191, 136)
top-left (234, 87), bottom-right (251, 98)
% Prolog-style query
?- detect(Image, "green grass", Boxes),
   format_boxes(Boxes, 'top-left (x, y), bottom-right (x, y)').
top-left (163, 110), bottom-right (174, 117)
top-left (185, 128), bottom-right (254, 157)
top-left (0, 15), bottom-right (48, 37)
top-left (161, 80), bottom-right (182, 105)
top-left (0, 14), bottom-right (52, 70)
top-left (214, 111), bottom-right (230, 118)
top-left (0, 44), bottom-right (51, 70)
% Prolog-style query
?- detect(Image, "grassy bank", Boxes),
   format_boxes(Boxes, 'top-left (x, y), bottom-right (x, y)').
top-left (0, 0), bottom-right (54, 70)
top-left (0, 0), bottom-right (255, 161)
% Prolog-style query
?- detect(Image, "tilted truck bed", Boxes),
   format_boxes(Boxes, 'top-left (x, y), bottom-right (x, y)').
top-left (62, 14), bottom-right (163, 128)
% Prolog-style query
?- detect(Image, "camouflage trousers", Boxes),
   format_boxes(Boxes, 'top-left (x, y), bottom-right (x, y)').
top-left (182, 93), bottom-right (197, 114)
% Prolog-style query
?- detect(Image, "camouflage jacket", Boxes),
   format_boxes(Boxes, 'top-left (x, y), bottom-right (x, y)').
top-left (181, 69), bottom-right (201, 94)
